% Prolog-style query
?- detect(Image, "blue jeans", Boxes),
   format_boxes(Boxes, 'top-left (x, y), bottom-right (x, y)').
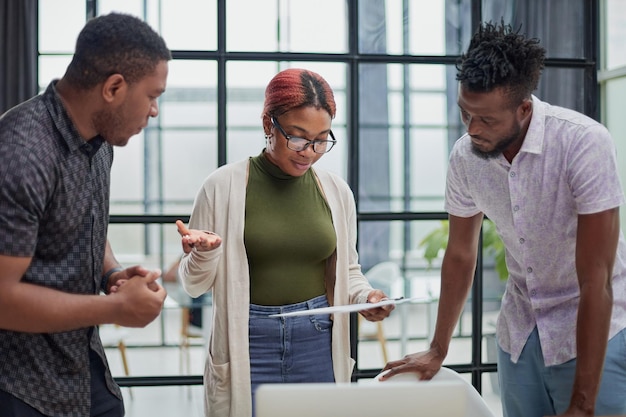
top-left (249, 294), bottom-right (335, 412)
top-left (498, 326), bottom-right (626, 417)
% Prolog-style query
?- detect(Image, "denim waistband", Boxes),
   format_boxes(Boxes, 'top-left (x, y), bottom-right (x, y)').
top-left (249, 294), bottom-right (328, 315)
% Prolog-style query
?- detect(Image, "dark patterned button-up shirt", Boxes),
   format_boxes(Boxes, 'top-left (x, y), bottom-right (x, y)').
top-left (0, 81), bottom-right (120, 416)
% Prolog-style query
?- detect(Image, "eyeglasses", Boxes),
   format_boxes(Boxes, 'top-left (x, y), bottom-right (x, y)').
top-left (271, 116), bottom-right (336, 154)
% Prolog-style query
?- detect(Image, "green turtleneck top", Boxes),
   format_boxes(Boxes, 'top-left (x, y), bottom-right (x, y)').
top-left (244, 152), bottom-right (336, 306)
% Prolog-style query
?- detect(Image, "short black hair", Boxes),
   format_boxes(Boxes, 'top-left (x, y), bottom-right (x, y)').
top-left (63, 13), bottom-right (171, 90)
top-left (456, 21), bottom-right (545, 106)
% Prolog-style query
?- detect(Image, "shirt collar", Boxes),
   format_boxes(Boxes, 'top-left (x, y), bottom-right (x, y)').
top-left (519, 95), bottom-right (545, 155)
top-left (43, 80), bottom-right (102, 156)
top-left (80, 135), bottom-right (105, 158)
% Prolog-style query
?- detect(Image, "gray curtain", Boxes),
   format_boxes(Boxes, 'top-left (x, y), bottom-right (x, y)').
top-left (358, 0), bottom-right (391, 271)
top-left (445, 0), bottom-right (473, 152)
top-left (482, 0), bottom-right (587, 113)
top-left (0, 0), bottom-right (38, 115)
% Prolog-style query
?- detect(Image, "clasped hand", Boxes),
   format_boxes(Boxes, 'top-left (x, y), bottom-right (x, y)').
top-left (107, 266), bottom-right (167, 327)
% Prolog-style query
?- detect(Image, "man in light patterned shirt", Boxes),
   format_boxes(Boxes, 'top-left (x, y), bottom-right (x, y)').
top-left (382, 22), bottom-right (626, 417)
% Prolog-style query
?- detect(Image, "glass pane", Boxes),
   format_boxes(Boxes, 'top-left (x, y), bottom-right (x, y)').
top-left (110, 134), bottom-right (145, 212)
top-left (161, 0), bottom-right (217, 50)
top-left (359, 63), bottom-right (450, 214)
top-left (359, 0), bottom-right (469, 55)
top-left (225, 61), bottom-right (348, 178)
top-left (106, 222), bottom-right (184, 271)
top-left (166, 60), bottom-right (217, 113)
top-left (226, 1), bottom-right (277, 52)
top-left (357, 219), bottom-right (444, 369)
top-left (482, 0), bottom-right (586, 59)
top-left (407, 0), bottom-right (446, 55)
top-left (358, 219), bottom-right (445, 294)
top-left (604, 77), bottom-right (626, 231)
top-left (102, 267), bottom-right (210, 377)
top-left (98, 0), bottom-right (143, 18)
top-left (227, 0), bottom-right (347, 53)
top-left (409, 128), bottom-right (448, 212)
top-left (109, 60), bottom-right (217, 216)
top-left (357, 219), bottom-right (501, 370)
top-left (98, 0), bottom-right (169, 47)
top-left (410, 94), bottom-right (446, 125)
top-left (160, 99), bottom-right (215, 129)
top-left (163, 130), bottom-right (217, 211)
top-left (107, 223), bottom-right (148, 265)
top-left (225, 61), bottom-right (275, 163)
top-left (38, 55), bottom-right (72, 90)
top-left (105, 329), bottom-right (206, 377)
top-left (605, 0), bottom-right (626, 70)
top-left (161, 100), bottom-right (216, 129)
top-left (38, 0), bottom-right (85, 52)
top-left (536, 67), bottom-right (586, 112)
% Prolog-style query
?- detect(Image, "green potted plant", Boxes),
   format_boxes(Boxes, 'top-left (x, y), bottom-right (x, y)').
top-left (419, 219), bottom-right (508, 281)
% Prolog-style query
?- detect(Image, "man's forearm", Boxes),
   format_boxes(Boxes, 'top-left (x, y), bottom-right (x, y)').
top-left (0, 281), bottom-right (120, 332)
top-left (569, 283), bottom-right (612, 414)
top-left (430, 260), bottom-right (476, 356)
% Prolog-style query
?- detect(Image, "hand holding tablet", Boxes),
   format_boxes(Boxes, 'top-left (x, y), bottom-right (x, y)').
top-left (268, 297), bottom-right (428, 317)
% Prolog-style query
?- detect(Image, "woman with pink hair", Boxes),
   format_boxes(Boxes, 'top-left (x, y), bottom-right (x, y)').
top-left (176, 68), bottom-right (393, 417)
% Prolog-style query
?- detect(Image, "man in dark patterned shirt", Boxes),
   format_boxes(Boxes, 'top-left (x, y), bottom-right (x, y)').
top-left (0, 13), bottom-right (170, 417)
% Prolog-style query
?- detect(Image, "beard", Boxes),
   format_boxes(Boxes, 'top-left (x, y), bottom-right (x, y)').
top-left (470, 123), bottom-right (521, 160)
top-left (92, 103), bottom-right (132, 147)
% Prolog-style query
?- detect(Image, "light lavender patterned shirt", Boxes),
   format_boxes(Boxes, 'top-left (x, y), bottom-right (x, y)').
top-left (445, 96), bottom-right (626, 366)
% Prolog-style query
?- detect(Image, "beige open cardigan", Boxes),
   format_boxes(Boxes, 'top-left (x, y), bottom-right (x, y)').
top-left (178, 158), bottom-right (373, 417)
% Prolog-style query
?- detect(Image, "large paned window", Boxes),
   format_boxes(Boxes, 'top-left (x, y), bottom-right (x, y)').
top-left (600, 0), bottom-right (626, 229)
top-left (36, 0), bottom-right (600, 409)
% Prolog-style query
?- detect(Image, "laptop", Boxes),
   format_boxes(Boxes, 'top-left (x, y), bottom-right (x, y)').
top-left (255, 379), bottom-right (466, 417)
